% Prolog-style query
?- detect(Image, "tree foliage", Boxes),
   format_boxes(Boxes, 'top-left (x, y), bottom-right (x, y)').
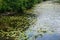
top-left (0, 0), bottom-right (42, 13)
top-left (0, 0), bottom-right (41, 12)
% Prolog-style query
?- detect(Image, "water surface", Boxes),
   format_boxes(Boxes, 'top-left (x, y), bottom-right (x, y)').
top-left (26, 1), bottom-right (60, 40)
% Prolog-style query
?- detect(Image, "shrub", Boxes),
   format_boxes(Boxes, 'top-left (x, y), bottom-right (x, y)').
top-left (0, 15), bottom-right (36, 40)
top-left (0, 0), bottom-right (42, 13)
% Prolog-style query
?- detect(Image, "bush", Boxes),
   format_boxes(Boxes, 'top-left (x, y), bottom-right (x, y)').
top-left (0, 15), bottom-right (36, 40)
top-left (0, 16), bottom-right (31, 31)
top-left (0, 0), bottom-right (42, 13)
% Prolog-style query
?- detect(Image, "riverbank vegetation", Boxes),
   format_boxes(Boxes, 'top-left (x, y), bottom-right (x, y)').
top-left (0, 0), bottom-right (43, 15)
top-left (0, 0), bottom-right (47, 40)
top-left (0, 15), bottom-right (36, 40)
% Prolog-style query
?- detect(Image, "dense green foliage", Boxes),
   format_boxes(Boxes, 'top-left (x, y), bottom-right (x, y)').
top-left (0, 14), bottom-right (36, 40)
top-left (0, 0), bottom-right (47, 40)
top-left (0, 15), bottom-right (36, 40)
top-left (0, 0), bottom-right (42, 13)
